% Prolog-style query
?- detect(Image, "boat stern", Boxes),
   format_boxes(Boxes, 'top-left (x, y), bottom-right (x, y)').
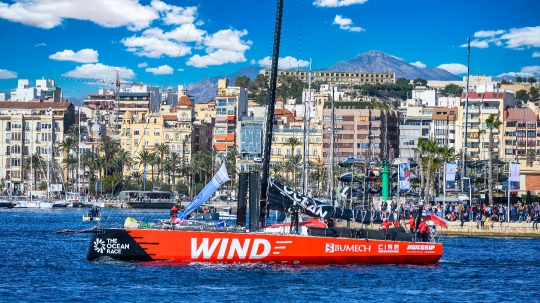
top-left (87, 229), bottom-right (153, 261)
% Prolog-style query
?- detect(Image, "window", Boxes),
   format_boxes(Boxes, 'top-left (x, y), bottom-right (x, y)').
top-left (134, 139), bottom-right (139, 146)
top-left (154, 128), bottom-right (160, 135)
top-left (507, 122), bottom-right (516, 127)
top-left (134, 129), bottom-right (140, 135)
top-left (403, 140), bottom-right (415, 146)
top-left (313, 149), bottom-right (318, 156)
top-left (144, 140), bottom-right (149, 147)
top-left (126, 140), bottom-right (130, 146)
top-left (144, 128), bottom-right (149, 135)
top-left (482, 142), bottom-right (489, 148)
top-left (134, 164), bottom-right (139, 170)
top-left (277, 149), bottom-right (282, 156)
top-left (296, 149), bottom-right (301, 156)
top-left (286, 148), bottom-right (291, 156)
top-left (270, 148), bottom-right (274, 155)
top-left (154, 139), bottom-right (159, 146)
top-left (505, 149), bottom-right (514, 155)
top-left (422, 129), bottom-right (429, 136)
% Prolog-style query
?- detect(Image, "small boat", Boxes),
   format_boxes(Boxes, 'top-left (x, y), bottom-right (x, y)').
top-left (83, 213), bottom-right (101, 222)
top-left (218, 207), bottom-right (237, 220)
top-left (0, 199), bottom-right (14, 209)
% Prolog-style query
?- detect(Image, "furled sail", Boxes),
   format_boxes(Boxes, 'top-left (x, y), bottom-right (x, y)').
top-left (267, 179), bottom-right (384, 224)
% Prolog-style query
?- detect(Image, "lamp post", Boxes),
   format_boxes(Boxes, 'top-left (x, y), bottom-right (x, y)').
top-left (462, 177), bottom-right (472, 220)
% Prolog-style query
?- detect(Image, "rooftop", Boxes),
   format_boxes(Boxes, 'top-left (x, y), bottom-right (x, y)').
top-left (504, 108), bottom-right (538, 122)
top-left (0, 101), bottom-right (72, 110)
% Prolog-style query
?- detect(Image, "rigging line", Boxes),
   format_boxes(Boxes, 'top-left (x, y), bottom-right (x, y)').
top-left (164, 23), bottom-right (193, 89)
top-left (297, 0), bottom-right (305, 71)
top-left (369, 7), bottom-right (388, 74)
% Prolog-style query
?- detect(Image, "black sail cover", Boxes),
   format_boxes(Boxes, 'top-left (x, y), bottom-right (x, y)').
top-left (267, 179), bottom-right (384, 224)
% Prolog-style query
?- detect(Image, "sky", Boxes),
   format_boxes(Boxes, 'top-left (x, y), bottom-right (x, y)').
top-left (0, 0), bottom-right (539, 98)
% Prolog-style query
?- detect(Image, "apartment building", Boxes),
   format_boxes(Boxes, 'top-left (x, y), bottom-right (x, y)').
top-left (322, 108), bottom-right (399, 162)
top-left (457, 86), bottom-right (517, 160)
top-left (260, 69), bottom-right (395, 86)
top-left (431, 107), bottom-right (458, 150)
top-left (0, 101), bottom-right (75, 194)
top-left (213, 79), bottom-right (248, 151)
top-left (399, 106), bottom-right (432, 161)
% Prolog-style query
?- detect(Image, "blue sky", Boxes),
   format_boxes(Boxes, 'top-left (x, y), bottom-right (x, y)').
top-left (0, 0), bottom-right (539, 98)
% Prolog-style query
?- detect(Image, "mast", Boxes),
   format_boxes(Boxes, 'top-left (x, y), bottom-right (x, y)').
top-left (260, 0), bottom-right (284, 201)
top-left (77, 109), bottom-right (81, 195)
top-left (329, 87), bottom-right (335, 206)
top-left (30, 132), bottom-right (33, 202)
top-left (462, 36), bottom-right (470, 191)
top-left (302, 59), bottom-right (312, 195)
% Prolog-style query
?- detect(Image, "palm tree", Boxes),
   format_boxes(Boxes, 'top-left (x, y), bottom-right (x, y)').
top-left (68, 124), bottom-right (89, 141)
top-left (24, 153), bottom-right (44, 189)
top-left (155, 143), bottom-right (170, 182)
top-left (423, 139), bottom-right (438, 203)
top-left (113, 149), bottom-right (132, 178)
top-left (168, 151), bottom-right (181, 185)
top-left (98, 139), bottom-right (119, 176)
top-left (485, 114), bottom-right (502, 205)
top-left (135, 150), bottom-right (154, 190)
top-left (56, 137), bottom-right (77, 179)
top-left (131, 171), bottom-right (143, 190)
top-left (62, 154), bottom-right (78, 184)
top-left (436, 145), bottom-right (458, 195)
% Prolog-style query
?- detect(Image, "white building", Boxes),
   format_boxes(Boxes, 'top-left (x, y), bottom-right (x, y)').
top-left (10, 78), bottom-right (62, 102)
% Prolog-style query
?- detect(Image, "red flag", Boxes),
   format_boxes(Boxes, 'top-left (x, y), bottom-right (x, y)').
top-left (424, 210), bottom-right (448, 229)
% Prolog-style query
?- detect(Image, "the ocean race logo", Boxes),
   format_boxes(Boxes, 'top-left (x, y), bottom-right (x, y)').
top-left (94, 238), bottom-right (106, 253)
top-left (93, 238), bottom-right (130, 254)
top-left (378, 244), bottom-right (399, 253)
top-left (326, 243), bottom-right (370, 253)
top-left (407, 245), bottom-right (435, 251)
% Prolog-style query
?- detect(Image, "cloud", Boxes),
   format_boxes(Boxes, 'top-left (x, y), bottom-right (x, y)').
top-left (177, 68), bottom-right (184, 71)
top-left (0, 0), bottom-right (160, 31)
top-left (313, 0), bottom-right (367, 7)
top-left (437, 63), bottom-right (467, 75)
top-left (500, 26), bottom-right (540, 49)
top-left (333, 15), bottom-right (364, 32)
top-left (533, 51), bottom-right (540, 58)
top-left (461, 39), bottom-right (489, 49)
top-left (137, 62), bottom-right (148, 68)
top-left (35, 42), bottom-right (46, 47)
top-left (463, 26), bottom-right (540, 50)
top-left (49, 48), bottom-right (99, 63)
top-left (145, 65), bottom-right (173, 75)
top-left (521, 66), bottom-right (540, 74)
top-left (0, 69), bottom-right (17, 79)
top-left (257, 56), bottom-right (309, 70)
top-left (122, 24), bottom-right (205, 58)
top-left (186, 29), bottom-right (251, 68)
top-left (63, 63), bottom-right (135, 79)
top-left (410, 61), bottom-right (426, 68)
top-left (152, 1), bottom-right (197, 25)
top-left (474, 30), bottom-right (505, 38)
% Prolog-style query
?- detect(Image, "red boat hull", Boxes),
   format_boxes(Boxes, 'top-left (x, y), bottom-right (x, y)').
top-left (87, 228), bottom-right (443, 264)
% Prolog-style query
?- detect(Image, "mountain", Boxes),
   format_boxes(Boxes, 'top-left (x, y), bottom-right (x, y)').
top-left (327, 50), bottom-right (461, 81)
top-left (188, 66), bottom-right (261, 103)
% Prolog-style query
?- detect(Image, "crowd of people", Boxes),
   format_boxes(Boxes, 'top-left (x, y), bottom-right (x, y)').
top-left (378, 200), bottom-right (540, 230)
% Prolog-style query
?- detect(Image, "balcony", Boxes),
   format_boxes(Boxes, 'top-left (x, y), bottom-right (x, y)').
top-left (5, 139), bottom-right (10, 143)
top-left (23, 126), bottom-right (30, 130)
top-left (36, 127), bottom-right (41, 131)
top-left (54, 127), bottom-right (60, 131)
top-left (5, 127), bottom-right (10, 131)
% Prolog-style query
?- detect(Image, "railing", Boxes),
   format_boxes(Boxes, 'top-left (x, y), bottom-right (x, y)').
top-left (23, 126), bottom-right (29, 130)
top-left (5, 127), bottom-right (10, 130)
top-left (5, 139), bottom-right (10, 143)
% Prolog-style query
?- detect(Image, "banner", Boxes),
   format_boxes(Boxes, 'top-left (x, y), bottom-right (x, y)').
top-left (509, 162), bottom-right (520, 192)
top-left (177, 163), bottom-right (230, 219)
top-left (49, 184), bottom-right (63, 192)
top-left (444, 162), bottom-right (457, 192)
top-left (399, 163), bottom-right (410, 191)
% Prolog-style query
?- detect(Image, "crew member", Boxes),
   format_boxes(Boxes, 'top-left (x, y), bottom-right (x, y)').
top-left (408, 215), bottom-right (415, 232)
top-left (324, 217), bottom-right (334, 228)
top-left (381, 218), bottom-right (392, 231)
top-left (394, 216), bottom-right (401, 228)
top-left (170, 202), bottom-right (180, 228)
top-left (288, 204), bottom-right (299, 234)
top-left (418, 220), bottom-right (429, 242)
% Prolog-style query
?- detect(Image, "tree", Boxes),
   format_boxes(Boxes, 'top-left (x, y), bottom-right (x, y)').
top-left (500, 79), bottom-right (509, 84)
top-left (516, 76), bottom-right (523, 83)
top-left (395, 78), bottom-right (409, 88)
top-left (155, 143), bottom-right (170, 182)
top-left (530, 87), bottom-right (539, 101)
top-left (515, 89), bottom-right (530, 102)
top-left (413, 78), bottom-right (427, 87)
top-left (24, 153), bottom-right (44, 190)
top-left (527, 77), bottom-right (537, 84)
top-left (135, 150), bottom-right (154, 189)
top-left (234, 75), bottom-right (251, 88)
top-left (442, 84), bottom-right (463, 96)
top-left (526, 150), bottom-right (536, 167)
top-left (254, 74), bottom-right (268, 90)
top-left (485, 114), bottom-right (502, 205)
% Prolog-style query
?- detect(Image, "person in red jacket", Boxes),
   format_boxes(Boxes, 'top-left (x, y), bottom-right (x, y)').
top-left (418, 221), bottom-right (429, 242)
top-left (381, 218), bottom-right (392, 230)
top-left (394, 217), bottom-right (401, 227)
top-left (408, 215), bottom-right (415, 232)
top-left (170, 202), bottom-right (180, 227)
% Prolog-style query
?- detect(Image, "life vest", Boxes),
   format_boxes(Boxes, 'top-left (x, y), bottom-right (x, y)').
top-left (419, 222), bottom-right (428, 233)
top-left (170, 205), bottom-right (179, 217)
top-left (394, 219), bottom-right (401, 227)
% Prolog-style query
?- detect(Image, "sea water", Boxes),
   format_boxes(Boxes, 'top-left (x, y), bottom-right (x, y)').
top-left (1, 208), bottom-right (539, 302)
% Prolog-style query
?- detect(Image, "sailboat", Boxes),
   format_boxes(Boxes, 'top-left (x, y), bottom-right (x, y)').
top-left (85, 0), bottom-right (443, 264)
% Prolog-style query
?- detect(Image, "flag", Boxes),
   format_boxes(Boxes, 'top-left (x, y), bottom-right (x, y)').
top-left (509, 162), bottom-right (520, 192)
top-left (399, 163), bottom-right (410, 191)
top-left (425, 210), bottom-right (448, 229)
top-left (177, 163), bottom-right (230, 220)
top-left (444, 162), bottom-right (457, 192)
